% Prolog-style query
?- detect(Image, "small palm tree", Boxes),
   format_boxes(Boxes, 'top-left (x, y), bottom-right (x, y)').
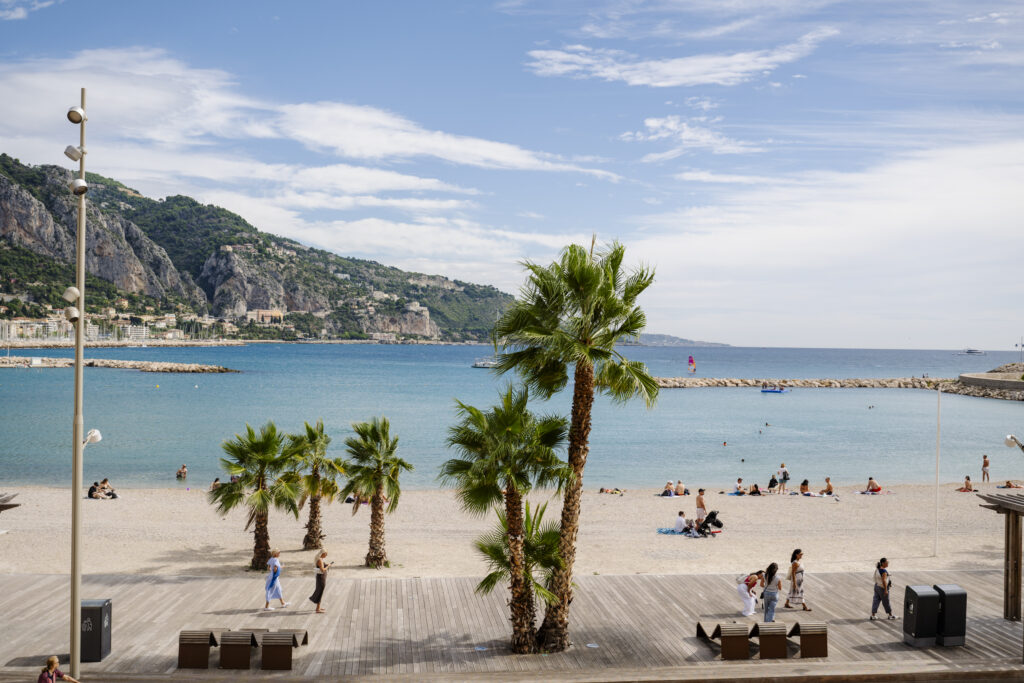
top-left (284, 419), bottom-right (347, 550)
top-left (475, 501), bottom-right (562, 636)
top-left (492, 239), bottom-right (658, 651)
top-left (341, 417), bottom-right (413, 568)
top-left (441, 385), bottom-right (569, 653)
top-left (209, 422), bottom-right (300, 569)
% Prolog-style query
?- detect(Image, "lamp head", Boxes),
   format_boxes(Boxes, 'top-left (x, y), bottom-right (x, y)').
top-left (64, 145), bottom-right (83, 162)
top-left (1007, 435), bottom-right (1020, 448)
top-left (85, 429), bottom-right (102, 445)
top-left (63, 306), bottom-right (80, 323)
top-left (69, 178), bottom-right (88, 196)
top-left (67, 106), bottom-right (86, 124)
top-left (62, 286), bottom-right (81, 303)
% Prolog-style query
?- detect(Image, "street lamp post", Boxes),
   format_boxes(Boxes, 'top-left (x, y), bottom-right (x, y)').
top-left (1007, 435), bottom-right (1024, 454)
top-left (65, 87), bottom-right (88, 679)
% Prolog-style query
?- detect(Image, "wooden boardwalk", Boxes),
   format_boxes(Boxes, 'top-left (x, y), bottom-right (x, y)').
top-left (1, 569), bottom-right (1022, 681)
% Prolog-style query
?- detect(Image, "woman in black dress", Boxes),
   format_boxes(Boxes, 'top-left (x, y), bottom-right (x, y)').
top-left (309, 550), bottom-right (331, 613)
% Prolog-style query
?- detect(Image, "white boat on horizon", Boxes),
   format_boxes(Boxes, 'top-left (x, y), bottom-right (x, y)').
top-left (956, 348), bottom-right (986, 355)
top-left (472, 357), bottom-right (499, 368)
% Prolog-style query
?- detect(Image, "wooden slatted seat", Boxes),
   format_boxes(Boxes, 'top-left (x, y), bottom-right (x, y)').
top-left (750, 622), bottom-right (788, 659)
top-left (696, 621), bottom-right (751, 660)
top-left (219, 630), bottom-right (260, 669)
top-left (261, 629), bottom-right (308, 670)
top-left (788, 621), bottom-right (828, 658)
top-left (177, 630), bottom-right (218, 669)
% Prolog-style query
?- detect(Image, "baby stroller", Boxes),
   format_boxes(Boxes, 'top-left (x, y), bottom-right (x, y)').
top-left (697, 510), bottom-right (723, 537)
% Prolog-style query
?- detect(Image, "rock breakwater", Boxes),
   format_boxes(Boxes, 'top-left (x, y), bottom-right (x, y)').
top-left (654, 376), bottom-right (1023, 402)
top-left (0, 357), bottom-right (237, 373)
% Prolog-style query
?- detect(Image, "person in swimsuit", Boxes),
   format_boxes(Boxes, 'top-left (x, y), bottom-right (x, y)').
top-left (799, 479), bottom-right (810, 495)
top-left (674, 480), bottom-right (686, 496)
top-left (695, 489), bottom-right (706, 524)
top-left (820, 477), bottom-right (834, 495)
top-left (956, 476), bottom-right (974, 492)
top-left (176, 464), bottom-right (188, 479)
top-left (864, 477), bottom-right (882, 493)
top-left (982, 455), bottom-right (990, 483)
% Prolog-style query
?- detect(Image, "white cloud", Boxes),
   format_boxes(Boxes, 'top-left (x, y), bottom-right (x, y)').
top-left (526, 28), bottom-right (838, 87)
top-left (675, 170), bottom-right (775, 184)
top-left (623, 116), bottom-right (763, 161)
top-left (0, 0), bottom-right (53, 20)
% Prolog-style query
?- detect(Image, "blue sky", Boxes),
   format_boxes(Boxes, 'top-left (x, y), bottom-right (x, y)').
top-left (1, 0), bottom-right (1021, 349)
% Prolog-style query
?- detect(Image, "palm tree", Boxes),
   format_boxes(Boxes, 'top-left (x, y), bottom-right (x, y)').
top-left (284, 419), bottom-right (347, 550)
top-left (492, 239), bottom-right (658, 651)
top-left (341, 417), bottom-right (413, 568)
top-left (441, 386), bottom-right (570, 653)
top-left (474, 501), bottom-right (563, 643)
top-left (209, 422), bottom-right (300, 569)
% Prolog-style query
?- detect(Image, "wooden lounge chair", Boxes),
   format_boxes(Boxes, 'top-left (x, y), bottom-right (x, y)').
top-left (696, 621), bottom-right (751, 660)
top-left (177, 630), bottom-right (219, 669)
top-left (750, 622), bottom-right (788, 659)
top-left (219, 630), bottom-right (262, 669)
top-left (261, 629), bottom-right (309, 671)
top-left (788, 621), bottom-right (828, 657)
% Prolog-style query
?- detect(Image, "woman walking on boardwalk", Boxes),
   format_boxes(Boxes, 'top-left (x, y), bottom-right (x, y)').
top-left (762, 563), bottom-right (782, 622)
top-left (309, 550), bottom-right (332, 613)
top-left (785, 548), bottom-right (812, 611)
top-left (264, 549), bottom-right (290, 611)
top-left (870, 557), bottom-right (897, 620)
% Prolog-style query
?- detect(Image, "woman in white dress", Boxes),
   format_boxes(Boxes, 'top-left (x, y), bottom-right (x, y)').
top-left (785, 548), bottom-right (812, 611)
top-left (264, 549), bottom-right (290, 611)
top-left (737, 570), bottom-right (764, 617)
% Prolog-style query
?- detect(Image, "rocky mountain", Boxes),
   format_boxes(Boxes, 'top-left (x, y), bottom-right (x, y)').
top-left (0, 154), bottom-right (510, 340)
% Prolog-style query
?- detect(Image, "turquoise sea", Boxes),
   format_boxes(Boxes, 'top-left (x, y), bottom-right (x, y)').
top-left (0, 344), bottom-right (1021, 489)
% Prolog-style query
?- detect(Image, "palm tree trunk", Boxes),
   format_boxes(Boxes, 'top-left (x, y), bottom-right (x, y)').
top-left (365, 485), bottom-right (388, 568)
top-left (252, 508), bottom-right (271, 570)
top-left (303, 466), bottom-right (323, 550)
top-left (504, 487), bottom-right (537, 654)
top-left (537, 361), bottom-right (594, 652)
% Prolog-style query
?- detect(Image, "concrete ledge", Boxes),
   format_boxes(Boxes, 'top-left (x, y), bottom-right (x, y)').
top-left (958, 373), bottom-right (1024, 391)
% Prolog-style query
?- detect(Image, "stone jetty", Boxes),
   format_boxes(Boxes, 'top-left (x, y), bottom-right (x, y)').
top-left (0, 357), bottom-right (237, 373)
top-left (654, 376), bottom-right (1023, 401)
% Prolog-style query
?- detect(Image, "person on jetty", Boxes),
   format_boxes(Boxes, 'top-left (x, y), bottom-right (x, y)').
top-left (695, 489), bottom-right (707, 524)
top-left (762, 562), bottom-right (782, 622)
top-left (38, 655), bottom-right (80, 683)
top-left (820, 477), bottom-right (834, 495)
top-left (176, 464), bottom-right (188, 479)
top-left (674, 480), bottom-right (687, 496)
top-left (661, 481), bottom-right (674, 497)
top-left (778, 464), bottom-right (790, 494)
top-left (863, 477), bottom-right (882, 493)
top-left (264, 549), bottom-right (290, 611)
top-left (956, 476), bottom-right (974, 492)
top-left (982, 455), bottom-right (990, 483)
top-left (870, 557), bottom-right (896, 620)
top-left (785, 548), bottom-right (811, 611)
top-left (737, 570), bottom-right (764, 617)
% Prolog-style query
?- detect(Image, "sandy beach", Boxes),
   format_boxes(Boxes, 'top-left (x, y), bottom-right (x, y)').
top-left (0, 482), bottom-right (1007, 580)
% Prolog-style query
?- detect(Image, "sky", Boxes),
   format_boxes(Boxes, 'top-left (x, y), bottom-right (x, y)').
top-left (0, 0), bottom-right (1021, 349)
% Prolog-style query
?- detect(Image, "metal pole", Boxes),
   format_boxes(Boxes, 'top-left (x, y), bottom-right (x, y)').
top-left (70, 86), bottom-right (86, 679)
top-left (934, 387), bottom-right (941, 558)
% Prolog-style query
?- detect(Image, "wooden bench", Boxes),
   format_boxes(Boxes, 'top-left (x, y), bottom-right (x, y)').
top-left (177, 630), bottom-right (219, 669)
top-left (261, 629), bottom-right (309, 670)
top-left (696, 621), bottom-right (751, 660)
top-left (750, 622), bottom-right (788, 659)
top-left (788, 621), bottom-right (828, 657)
top-left (219, 630), bottom-right (261, 669)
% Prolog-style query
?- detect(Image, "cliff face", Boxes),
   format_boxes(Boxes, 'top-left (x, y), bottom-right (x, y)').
top-left (0, 167), bottom-right (204, 305)
top-left (197, 248), bottom-right (332, 318)
top-left (358, 307), bottom-right (441, 338)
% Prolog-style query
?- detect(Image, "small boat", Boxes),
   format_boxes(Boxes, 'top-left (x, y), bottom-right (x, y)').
top-left (955, 348), bottom-right (985, 355)
top-left (472, 357), bottom-right (499, 368)
top-left (760, 387), bottom-right (789, 393)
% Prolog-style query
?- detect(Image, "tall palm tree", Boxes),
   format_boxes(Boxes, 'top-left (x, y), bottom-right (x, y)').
top-left (341, 417), bottom-right (413, 568)
top-left (492, 239), bottom-right (658, 652)
top-left (209, 422), bottom-right (300, 569)
top-left (441, 386), bottom-right (570, 653)
top-left (474, 501), bottom-right (563, 644)
top-left (284, 419), bottom-right (347, 550)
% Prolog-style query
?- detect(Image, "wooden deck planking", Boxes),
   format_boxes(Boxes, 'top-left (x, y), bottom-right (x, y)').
top-left (1, 569), bottom-right (1022, 681)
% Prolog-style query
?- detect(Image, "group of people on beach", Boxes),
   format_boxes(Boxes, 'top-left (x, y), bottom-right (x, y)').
top-left (86, 479), bottom-right (117, 500)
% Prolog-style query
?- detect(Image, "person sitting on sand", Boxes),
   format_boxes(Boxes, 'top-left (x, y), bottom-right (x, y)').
top-left (674, 510), bottom-right (691, 533)
top-left (674, 480), bottom-right (687, 496)
top-left (661, 481), bottom-right (675, 497)
top-left (87, 482), bottom-right (109, 500)
top-left (98, 478), bottom-right (118, 499)
top-left (799, 479), bottom-right (810, 495)
top-left (956, 475), bottom-right (974, 492)
top-left (176, 464), bottom-right (188, 479)
top-left (820, 477), bottom-right (834, 495)
top-left (768, 473), bottom-right (778, 494)
top-left (210, 478), bottom-right (221, 491)
top-left (733, 478), bottom-right (746, 496)
top-left (749, 483), bottom-right (762, 496)
top-left (864, 477), bottom-right (882, 493)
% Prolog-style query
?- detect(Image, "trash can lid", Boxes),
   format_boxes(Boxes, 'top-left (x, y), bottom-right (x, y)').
top-left (933, 584), bottom-right (967, 596)
top-left (81, 599), bottom-right (111, 607)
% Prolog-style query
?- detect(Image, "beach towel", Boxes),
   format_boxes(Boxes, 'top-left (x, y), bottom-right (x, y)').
top-left (997, 485), bottom-right (1024, 489)
top-left (854, 490), bottom-right (893, 495)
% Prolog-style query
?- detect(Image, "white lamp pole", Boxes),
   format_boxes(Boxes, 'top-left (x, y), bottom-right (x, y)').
top-left (66, 87), bottom-right (88, 679)
top-left (934, 387), bottom-right (941, 558)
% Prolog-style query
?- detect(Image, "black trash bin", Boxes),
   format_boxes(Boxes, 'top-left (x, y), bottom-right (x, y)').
top-left (934, 584), bottom-right (966, 646)
top-left (903, 585), bottom-right (938, 647)
top-left (81, 599), bottom-right (112, 662)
